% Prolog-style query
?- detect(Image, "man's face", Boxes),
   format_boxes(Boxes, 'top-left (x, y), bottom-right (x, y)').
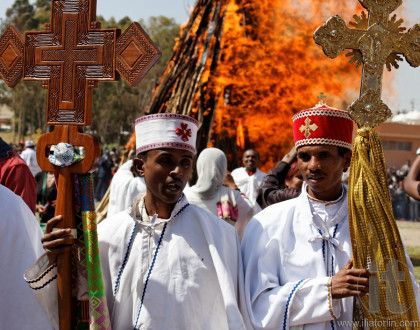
top-left (297, 145), bottom-right (351, 201)
top-left (134, 148), bottom-right (194, 205)
top-left (242, 149), bottom-right (259, 172)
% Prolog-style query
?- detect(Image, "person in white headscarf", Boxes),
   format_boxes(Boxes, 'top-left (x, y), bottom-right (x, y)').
top-left (107, 158), bottom-right (146, 217)
top-left (184, 148), bottom-right (254, 239)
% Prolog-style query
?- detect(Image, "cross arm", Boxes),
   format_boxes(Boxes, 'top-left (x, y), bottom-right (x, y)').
top-left (314, 15), bottom-right (365, 59)
top-left (397, 24), bottom-right (420, 68)
top-left (116, 22), bottom-right (161, 87)
top-left (0, 25), bottom-right (24, 87)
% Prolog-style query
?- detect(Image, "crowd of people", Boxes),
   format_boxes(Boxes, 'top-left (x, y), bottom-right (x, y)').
top-left (1, 100), bottom-right (420, 329)
top-left (388, 155), bottom-right (420, 222)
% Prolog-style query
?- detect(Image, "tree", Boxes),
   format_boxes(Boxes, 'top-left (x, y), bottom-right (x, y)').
top-left (0, 1), bottom-right (49, 141)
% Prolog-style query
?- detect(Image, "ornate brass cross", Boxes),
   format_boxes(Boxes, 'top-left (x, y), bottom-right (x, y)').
top-left (314, 0), bottom-right (420, 127)
top-left (300, 117), bottom-right (318, 138)
top-left (316, 91), bottom-right (327, 106)
top-left (0, 1), bottom-right (161, 329)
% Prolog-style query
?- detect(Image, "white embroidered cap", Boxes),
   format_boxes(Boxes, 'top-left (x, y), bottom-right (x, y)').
top-left (135, 113), bottom-right (199, 154)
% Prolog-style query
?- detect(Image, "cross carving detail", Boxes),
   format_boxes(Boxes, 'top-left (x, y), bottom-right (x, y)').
top-left (38, 18), bottom-right (99, 104)
top-left (300, 117), bottom-right (318, 138)
top-left (26, 12), bottom-right (113, 124)
top-left (314, 0), bottom-right (420, 127)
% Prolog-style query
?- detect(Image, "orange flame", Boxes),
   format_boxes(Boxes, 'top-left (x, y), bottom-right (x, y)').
top-left (208, 0), bottom-right (365, 171)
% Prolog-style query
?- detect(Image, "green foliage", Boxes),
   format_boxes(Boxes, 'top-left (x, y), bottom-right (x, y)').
top-left (145, 16), bottom-right (179, 62)
top-left (5, 0), bottom-right (45, 32)
top-left (0, 0), bottom-right (180, 144)
top-left (91, 15), bottom-right (180, 145)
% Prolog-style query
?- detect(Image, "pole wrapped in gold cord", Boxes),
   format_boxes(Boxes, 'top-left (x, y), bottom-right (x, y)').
top-left (349, 127), bottom-right (419, 327)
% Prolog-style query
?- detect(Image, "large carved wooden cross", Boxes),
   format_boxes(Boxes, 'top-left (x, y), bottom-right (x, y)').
top-left (314, 0), bottom-right (420, 127)
top-left (0, 1), bottom-right (161, 328)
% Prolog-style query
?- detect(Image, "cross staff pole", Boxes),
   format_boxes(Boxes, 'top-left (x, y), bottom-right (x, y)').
top-left (0, 1), bottom-right (161, 328)
top-left (314, 0), bottom-right (419, 326)
top-left (37, 125), bottom-right (100, 328)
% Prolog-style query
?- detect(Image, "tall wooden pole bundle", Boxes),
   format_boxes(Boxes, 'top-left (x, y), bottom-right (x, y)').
top-left (148, 0), bottom-right (228, 155)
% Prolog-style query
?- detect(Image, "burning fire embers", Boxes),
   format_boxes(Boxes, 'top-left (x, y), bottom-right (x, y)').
top-left (150, 0), bottom-right (382, 171)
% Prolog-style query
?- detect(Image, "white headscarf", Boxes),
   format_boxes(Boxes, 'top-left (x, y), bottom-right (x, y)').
top-left (191, 148), bottom-right (227, 199)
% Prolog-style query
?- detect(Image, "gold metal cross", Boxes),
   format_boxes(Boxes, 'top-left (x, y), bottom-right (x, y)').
top-left (317, 92), bottom-right (327, 106)
top-left (300, 117), bottom-right (318, 138)
top-left (314, 0), bottom-right (420, 128)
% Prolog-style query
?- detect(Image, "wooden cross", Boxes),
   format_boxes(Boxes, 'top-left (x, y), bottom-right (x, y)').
top-left (314, 0), bottom-right (420, 127)
top-left (299, 117), bottom-right (318, 138)
top-left (0, 1), bottom-right (161, 329)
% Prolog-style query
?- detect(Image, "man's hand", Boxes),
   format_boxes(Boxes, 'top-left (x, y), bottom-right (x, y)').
top-left (282, 146), bottom-right (297, 164)
top-left (223, 171), bottom-right (239, 190)
top-left (331, 258), bottom-right (370, 298)
top-left (36, 204), bottom-right (47, 214)
top-left (41, 215), bottom-right (75, 267)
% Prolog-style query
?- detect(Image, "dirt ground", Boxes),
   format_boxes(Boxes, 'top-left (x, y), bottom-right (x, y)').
top-left (397, 221), bottom-right (420, 247)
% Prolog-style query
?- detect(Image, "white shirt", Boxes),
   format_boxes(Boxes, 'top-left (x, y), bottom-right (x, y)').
top-left (241, 183), bottom-right (420, 329)
top-left (0, 184), bottom-right (52, 330)
top-left (20, 147), bottom-right (41, 177)
top-left (25, 193), bottom-right (251, 330)
top-left (231, 167), bottom-right (265, 213)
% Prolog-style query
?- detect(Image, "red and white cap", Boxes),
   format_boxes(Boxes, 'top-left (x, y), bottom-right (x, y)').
top-left (293, 103), bottom-right (353, 150)
top-left (135, 113), bottom-right (198, 154)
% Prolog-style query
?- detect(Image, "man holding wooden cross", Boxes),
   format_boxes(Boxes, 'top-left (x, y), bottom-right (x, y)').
top-left (25, 113), bottom-right (251, 329)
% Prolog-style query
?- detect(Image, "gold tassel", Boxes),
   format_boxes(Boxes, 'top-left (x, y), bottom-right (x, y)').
top-left (348, 127), bottom-right (419, 328)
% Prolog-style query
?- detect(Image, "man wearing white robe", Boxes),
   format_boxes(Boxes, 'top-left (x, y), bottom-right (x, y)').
top-left (20, 140), bottom-right (41, 176)
top-left (241, 103), bottom-right (420, 329)
top-left (25, 114), bottom-right (251, 329)
top-left (0, 184), bottom-right (52, 330)
top-left (231, 149), bottom-right (265, 214)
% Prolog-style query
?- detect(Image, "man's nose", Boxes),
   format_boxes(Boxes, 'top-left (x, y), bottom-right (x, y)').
top-left (308, 157), bottom-right (320, 171)
top-left (170, 165), bottom-right (183, 177)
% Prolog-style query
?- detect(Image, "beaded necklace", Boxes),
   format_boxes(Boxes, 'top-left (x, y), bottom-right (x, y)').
top-left (133, 222), bottom-right (167, 330)
top-left (112, 199), bottom-right (190, 330)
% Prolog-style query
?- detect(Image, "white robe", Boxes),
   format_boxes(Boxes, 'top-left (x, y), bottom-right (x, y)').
top-left (231, 167), bottom-right (265, 213)
top-left (25, 193), bottom-right (251, 330)
top-left (241, 183), bottom-right (420, 330)
top-left (0, 184), bottom-right (52, 330)
top-left (107, 160), bottom-right (146, 217)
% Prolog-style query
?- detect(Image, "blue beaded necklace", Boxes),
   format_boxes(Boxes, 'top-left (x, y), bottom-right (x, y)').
top-left (133, 222), bottom-right (167, 330)
top-left (112, 199), bottom-right (190, 330)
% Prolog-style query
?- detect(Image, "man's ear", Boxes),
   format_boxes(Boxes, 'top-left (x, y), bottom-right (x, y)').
top-left (343, 151), bottom-right (352, 172)
top-left (133, 158), bottom-right (145, 177)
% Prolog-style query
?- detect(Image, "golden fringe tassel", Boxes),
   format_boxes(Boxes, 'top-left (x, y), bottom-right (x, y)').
top-left (348, 127), bottom-right (419, 328)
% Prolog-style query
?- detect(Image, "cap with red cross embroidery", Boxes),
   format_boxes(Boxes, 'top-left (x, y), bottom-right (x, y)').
top-left (292, 101), bottom-right (354, 150)
top-left (135, 113), bottom-right (198, 154)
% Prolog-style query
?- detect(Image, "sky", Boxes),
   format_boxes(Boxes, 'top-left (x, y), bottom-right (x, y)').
top-left (0, 0), bottom-right (419, 112)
